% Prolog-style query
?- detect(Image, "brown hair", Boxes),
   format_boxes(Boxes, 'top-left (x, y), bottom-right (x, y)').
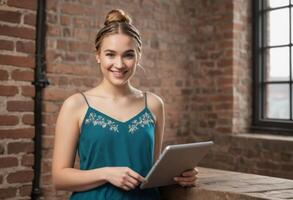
top-left (95, 9), bottom-right (142, 60)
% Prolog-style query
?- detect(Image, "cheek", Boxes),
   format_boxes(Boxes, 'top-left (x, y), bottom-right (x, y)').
top-left (101, 58), bottom-right (112, 66)
top-left (125, 60), bottom-right (136, 67)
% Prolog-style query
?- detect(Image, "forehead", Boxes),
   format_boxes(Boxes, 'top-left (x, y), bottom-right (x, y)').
top-left (101, 34), bottom-right (136, 52)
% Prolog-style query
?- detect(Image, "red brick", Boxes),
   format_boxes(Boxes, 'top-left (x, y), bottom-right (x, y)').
top-left (60, 15), bottom-right (71, 26)
top-left (79, 0), bottom-right (93, 4)
top-left (217, 77), bottom-right (233, 85)
top-left (0, 85), bottom-right (18, 96)
top-left (68, 41), bottom-right (91, 52)
top-left (42, 174), bottom-right (52, 185)
top-left (16, 41), bottom-right (35, 54)
top-left (0, 10), bottom-right (21, 23)
top-left (0, 128), bottom-right (35, 139)
top-left (210, 95), bottom-right (233, 102)
top-left (0, 156), bottom-right (18, 168)
top-left (21, 85), bottom-right (35, 97)
top-left (8, 141), bottom-right (34, 154)
top-left (19, 184), bottom-right (32, 196)
top-left (0, 69), bottom-right (9, 80)
top-left (43, 136), bottom-right (54, 149)
top-left (60, 2), bottom-right (86, 15)
top-left (47, 13), bottom-right (58, 24)
top-left (42, 102), bottom-right (59, 113)
top-left (7, 169), bottom-right (34, 183)
top-left (47, 24), bottom-right (61, 36)
top-left (216, 127), bottom-right (232, 133)
top-left (0, 24), bottom-right (35, 40)
top-left (7, 0), bottom-right (37, 10)
top-left (41, 160), bottom-right (52, 172)
top-left (215, 103), bottom-right (233, 111)
top-left (218, 59), bottom-right (233, 67)
top-left (22, 114), bottom-right (34, 125)
top-left (42, 150), bottom-right (53, 160)
top-left (7, 100), bottom-right (34, 112)
top-left (57, 40), bottom-right (67, 50)
top-left (43, 88), bottom-right (74, 101)
top-left (0, 115), bottom-right (19, 125)
top-left (24, 13), bottom-right (36, 26)
top-left (73, 17), bottom-right (91, 28)
top-left (74, 28), bottom-right (90, 41)
top-left (21, 154), bottom-right (34, 166)
top-left (0, 144), bottom-right (4, 154)
top-left (11, 69), bottom-right (34, 81)
top-left (0, 54), bottom-right (34, 68)
top-left (0, 39), bottom-right (14, 50)
top-left (43, 114), bottom-right (57, 125)
top-left (0, 187), bottom-right (17, 199)
top-left (47, 0), bottom-right (58, 11)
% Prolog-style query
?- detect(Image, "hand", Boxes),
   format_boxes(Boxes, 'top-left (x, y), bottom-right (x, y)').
top-left (104, 167), bottom-right (145, 191)
top-left (173, 167), bottom-right (198, 187)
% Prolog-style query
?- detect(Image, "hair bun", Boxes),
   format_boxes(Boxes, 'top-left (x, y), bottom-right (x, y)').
top-left (104, 9), bottom-right (132, 26)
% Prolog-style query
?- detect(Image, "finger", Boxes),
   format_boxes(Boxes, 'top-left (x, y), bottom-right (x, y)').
top-left (125, 175), bottom-right (140, 187)
top-left (122, 185), bottom-right (131, 191)
top-left (182, 169), bottom-right (197, 177)
top-left (128, 170), bottom-right (145, 182)
top-left (124, 179), bottom-right (136, 189)
top-left (174, 176), bottom-right (197, 182)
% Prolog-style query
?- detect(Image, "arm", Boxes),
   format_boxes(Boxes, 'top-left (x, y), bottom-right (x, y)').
top-left (52, 94), bottom-right (108, 192)
top-left (147, 92), bottom-right (165, 163)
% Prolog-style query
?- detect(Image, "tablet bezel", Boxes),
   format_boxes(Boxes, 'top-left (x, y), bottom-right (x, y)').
top-left (140, 141), bottom-right (213, 189)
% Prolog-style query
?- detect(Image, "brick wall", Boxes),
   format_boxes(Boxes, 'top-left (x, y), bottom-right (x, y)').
top-left (44, 0), bottom-right (197, 199)
top-left (0, 0), bottom-right (36, 199)
top-left (188, 0), bottom-right (251, 138)
top-left (188, 0), bottom-right (293, 181)
top-left (190, 0), bottom-right (235, 139)
top-left (1, 0), bottom-right (293, 200)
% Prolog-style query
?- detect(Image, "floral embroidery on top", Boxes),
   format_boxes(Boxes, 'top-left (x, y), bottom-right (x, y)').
top-left (84, 110), bottom-right (154, 134)
top-left (85, 112), bottom-right (119, 133)
top-left (128, 112), bottom-right (155, 134)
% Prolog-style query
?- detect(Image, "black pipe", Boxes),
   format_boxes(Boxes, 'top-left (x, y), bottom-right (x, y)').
top-left (31, 0), bottom-right (49, 199)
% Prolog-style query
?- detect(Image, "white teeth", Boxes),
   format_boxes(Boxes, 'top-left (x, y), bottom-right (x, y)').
top-left (110, 70), bottom-right (126, 78)
top-left (110, 70), bottom-right (126, 73)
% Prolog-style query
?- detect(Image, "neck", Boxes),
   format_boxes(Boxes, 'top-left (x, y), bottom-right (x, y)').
top-left (97, 78), bottom-right (134, 98)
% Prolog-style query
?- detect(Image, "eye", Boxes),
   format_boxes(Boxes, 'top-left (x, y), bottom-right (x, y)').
top-left (124, 54), bottom-right (135, 58)
top-left (106, 53), bottom-right (115, 57)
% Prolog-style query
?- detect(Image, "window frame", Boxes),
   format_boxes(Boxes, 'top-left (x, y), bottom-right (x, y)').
top-left (252, 0), bottom-right (293, 133)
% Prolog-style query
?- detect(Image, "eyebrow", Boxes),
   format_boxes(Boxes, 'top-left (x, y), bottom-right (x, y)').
top-left (104, 49), bottom-right (135, 53)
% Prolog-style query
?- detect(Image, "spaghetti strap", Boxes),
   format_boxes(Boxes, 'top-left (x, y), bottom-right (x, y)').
top-left (144, 91), bottom-right (147, 108)
top-left (80, 92), bottom-right (90, 108)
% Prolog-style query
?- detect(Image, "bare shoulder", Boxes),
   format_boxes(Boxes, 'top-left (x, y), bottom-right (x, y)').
top-left (145, 91), bottom-right (165, 120)
top-left (59, 92), bottom-right (87, 118)
top-left (146, 91), bottom-right (164, 108)
top-left (62, 93), bottom-right (85, 110)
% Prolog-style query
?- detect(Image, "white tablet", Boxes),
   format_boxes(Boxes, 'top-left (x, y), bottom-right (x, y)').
top-left (140, 141), bottom-right (213, 189)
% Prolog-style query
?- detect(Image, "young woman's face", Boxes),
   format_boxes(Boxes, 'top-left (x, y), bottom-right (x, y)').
top-left (96, 33), bottom-right (139, 86)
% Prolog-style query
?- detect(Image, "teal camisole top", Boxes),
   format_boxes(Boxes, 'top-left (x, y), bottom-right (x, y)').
top-left (69, 92), bottom-right (161, 200)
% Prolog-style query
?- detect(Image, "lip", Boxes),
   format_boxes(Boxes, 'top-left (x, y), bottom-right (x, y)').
top-left (109, 69), bottom-right (128, 78)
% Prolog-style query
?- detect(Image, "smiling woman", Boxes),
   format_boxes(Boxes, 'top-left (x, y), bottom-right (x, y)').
top-left (51, 9), bottom-right (198, 200)
top-left (96, 34), bottom-right (138, 85)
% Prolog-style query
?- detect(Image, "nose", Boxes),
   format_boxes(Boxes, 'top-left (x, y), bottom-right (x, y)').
top-left (114, 56), bottom-right (124, 69)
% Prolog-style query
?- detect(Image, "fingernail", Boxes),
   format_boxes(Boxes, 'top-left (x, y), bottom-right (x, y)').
top-left (174, 177), bottom-right (178, 181)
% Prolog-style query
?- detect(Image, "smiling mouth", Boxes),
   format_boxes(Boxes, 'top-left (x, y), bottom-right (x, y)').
top-left (109, 69), bottom-right (128, 78)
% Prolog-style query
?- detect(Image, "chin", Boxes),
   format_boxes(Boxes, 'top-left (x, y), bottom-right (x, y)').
top-left (108, 77), bottom-right (130, 86)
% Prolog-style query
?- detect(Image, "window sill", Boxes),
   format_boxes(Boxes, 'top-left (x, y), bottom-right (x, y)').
top-left (233, 133), bottom-right (293, 142)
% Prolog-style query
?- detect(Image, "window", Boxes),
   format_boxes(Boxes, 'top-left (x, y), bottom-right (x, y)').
top-left (253, 0), bottom-right (293, 131)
